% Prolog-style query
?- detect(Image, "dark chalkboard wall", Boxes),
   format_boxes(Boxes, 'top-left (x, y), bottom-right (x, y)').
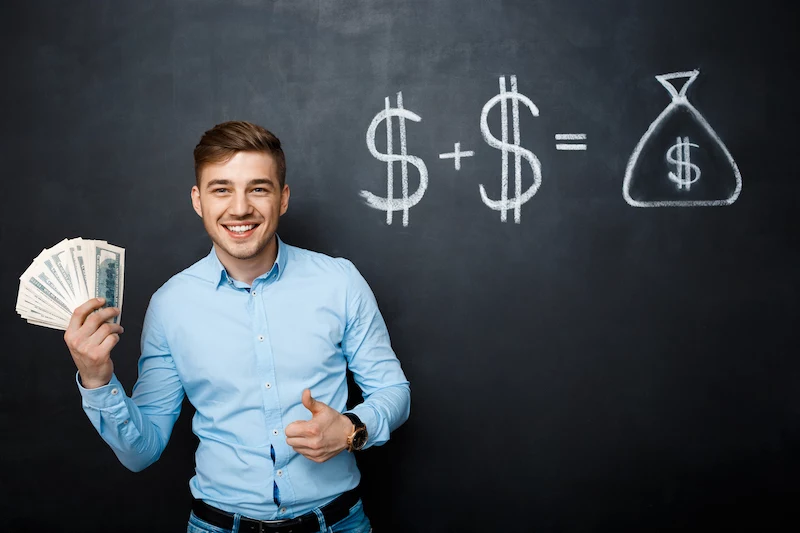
top-left (1, 1), bottom-right (798, 532)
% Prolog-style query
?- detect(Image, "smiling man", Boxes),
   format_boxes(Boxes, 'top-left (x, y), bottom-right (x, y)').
top-left (63, 121), bottom-right (410, 533)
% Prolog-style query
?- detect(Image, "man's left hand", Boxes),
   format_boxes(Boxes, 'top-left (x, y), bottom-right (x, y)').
top-left (285, 389), bottom-right (354, 463)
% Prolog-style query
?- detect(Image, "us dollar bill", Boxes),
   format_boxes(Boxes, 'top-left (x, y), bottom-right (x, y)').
top-left (17, 238), bottom-right (126, 330)
top-left (94, 241), bottom-right (125, 324)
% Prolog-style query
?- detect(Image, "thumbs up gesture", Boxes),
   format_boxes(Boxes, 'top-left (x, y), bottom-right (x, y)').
top-left (285, 389), bottom-right (354, 463)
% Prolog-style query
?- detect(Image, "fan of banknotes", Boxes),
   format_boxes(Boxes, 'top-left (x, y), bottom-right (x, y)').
top-left (17, 238), bottom-right (125, 330)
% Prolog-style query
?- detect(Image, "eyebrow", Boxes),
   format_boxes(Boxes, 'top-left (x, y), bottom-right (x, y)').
top-left (248, 178), bottom-right (275, 188)
top-left (205, 178), bottom-right (277, 189)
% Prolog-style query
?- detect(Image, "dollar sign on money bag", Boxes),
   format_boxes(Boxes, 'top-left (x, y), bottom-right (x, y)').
top-left (479, 75), bottom-right (542, 223)
top-left (362, 91), bottom-right (428, 227)
top-left (623, 70), bottom-right (742, 207)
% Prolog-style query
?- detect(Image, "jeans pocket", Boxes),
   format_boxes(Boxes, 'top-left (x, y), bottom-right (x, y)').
top-left (329, 499), bottom-right (372, 533)
top-left (187, 511), bottom-right (233, 533)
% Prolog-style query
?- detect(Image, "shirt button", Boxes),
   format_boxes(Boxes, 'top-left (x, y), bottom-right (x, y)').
top-left (265, 382), bottom-right (272, 389)
top-left (272, 429), bottom-right (279, 436)
top-left (258, 335), bottom-right (264, 342)
top-left (123, 420), bottom-right (129, 424)
top-left (280, 508), bottom-right (287, 514)
top-left (110, 388), bottom-right (119, 395)
top-left (252, 291), bottom-right (257, 297)
top-left (277, 469), bottom-right (283, 477)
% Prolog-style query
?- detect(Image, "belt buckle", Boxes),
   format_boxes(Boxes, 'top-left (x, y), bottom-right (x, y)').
top-left (257, 521), bottom-right (283, 533)
top-left (255, 517), bottom-right (292, 533)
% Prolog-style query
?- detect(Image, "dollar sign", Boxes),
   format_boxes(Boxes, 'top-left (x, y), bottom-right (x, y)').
top-left (479, 75), bottom-right (542, 223)
top-left (666, 136), bottom-right (701, 191)
top-left (362, 91), bottom-right (428, 227)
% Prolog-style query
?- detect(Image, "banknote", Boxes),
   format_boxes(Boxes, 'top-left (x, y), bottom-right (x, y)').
top-left (16, 238), bottom-right (125, 330)
top-left (94, 241), bottom-right (125, 324)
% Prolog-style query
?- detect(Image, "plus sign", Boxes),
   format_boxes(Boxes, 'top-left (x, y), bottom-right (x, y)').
top-left (439, 142), bottom-right (474, 170)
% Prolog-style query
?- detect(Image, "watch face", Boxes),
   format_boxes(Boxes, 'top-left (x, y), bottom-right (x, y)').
top-left (353, 429), bottom-right (368, 449)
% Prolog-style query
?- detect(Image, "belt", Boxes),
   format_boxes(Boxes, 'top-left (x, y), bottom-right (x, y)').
top-left (191, 487), bottom-right (360, 533)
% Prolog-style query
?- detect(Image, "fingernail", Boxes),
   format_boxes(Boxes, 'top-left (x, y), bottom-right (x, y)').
top-left (97, 297), bottom-right (105, 304)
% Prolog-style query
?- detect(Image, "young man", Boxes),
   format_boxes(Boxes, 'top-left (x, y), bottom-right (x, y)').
top-left (64, 121), bottom-right (411, 533)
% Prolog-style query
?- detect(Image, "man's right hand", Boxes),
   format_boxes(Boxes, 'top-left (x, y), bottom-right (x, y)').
top-left (64, 298), bottom-right (125, 389)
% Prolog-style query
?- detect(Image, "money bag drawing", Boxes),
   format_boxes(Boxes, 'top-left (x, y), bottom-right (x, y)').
top-left (622, 70), bottom-right (742, 207)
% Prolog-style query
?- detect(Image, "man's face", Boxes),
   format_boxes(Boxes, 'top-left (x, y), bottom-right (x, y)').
top-left (191, 151), bottom-right (289, 267)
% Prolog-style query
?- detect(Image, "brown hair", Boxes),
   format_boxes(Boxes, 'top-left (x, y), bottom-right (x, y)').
top-left (193, 121), bottom-right (286, 187)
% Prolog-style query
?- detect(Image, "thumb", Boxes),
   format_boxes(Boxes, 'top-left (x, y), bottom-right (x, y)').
top-left (302, 388), bottom-right (324, 415)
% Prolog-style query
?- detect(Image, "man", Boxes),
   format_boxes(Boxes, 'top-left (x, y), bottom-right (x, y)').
top-left (64, 121), bottom-right (411, 533)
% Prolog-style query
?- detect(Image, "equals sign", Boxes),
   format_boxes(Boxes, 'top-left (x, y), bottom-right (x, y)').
top-left (555, 133), bottom-right (587, 151)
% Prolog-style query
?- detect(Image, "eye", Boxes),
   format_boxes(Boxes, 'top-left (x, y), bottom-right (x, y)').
top-left (213, 188), bottom-right (229, 194)
top-left (252, 187), bottom-right (269, 194)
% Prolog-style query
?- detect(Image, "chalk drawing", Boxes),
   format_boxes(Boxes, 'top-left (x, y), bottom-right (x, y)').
top-left (623, 70), bottom-right (742, 207)
top-left (439, 142), bottom-right (474, 170)
top-left (665, 136), bottom-right (701, 190)
top-left (555, 133), bottom-right (588, 151)
top-left (362, 91), bottom-right (428, 226)
top-left (479, 75), bottom-right (542, 223)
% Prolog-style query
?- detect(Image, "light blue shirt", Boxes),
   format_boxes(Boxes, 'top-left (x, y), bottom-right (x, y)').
top-left (77, 237), bottom-right (411, 519)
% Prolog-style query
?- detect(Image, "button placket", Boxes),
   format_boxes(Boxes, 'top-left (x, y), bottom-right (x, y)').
top-left (253, 276), bottom-right (288, 506)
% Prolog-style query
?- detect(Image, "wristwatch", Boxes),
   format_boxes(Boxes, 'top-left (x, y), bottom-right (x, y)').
top-left (343, 412), bottom-right (368, 452)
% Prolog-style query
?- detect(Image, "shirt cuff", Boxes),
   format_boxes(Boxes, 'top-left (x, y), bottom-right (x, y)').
top-left (75, 372), bottom-right (126, 410)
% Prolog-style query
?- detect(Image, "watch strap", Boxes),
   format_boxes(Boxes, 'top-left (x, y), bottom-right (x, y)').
top-left (343, 412), bottom-right (365, 429)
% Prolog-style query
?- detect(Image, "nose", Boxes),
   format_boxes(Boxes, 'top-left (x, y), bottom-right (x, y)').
top-left (228, 190), bottom-right (253, 217)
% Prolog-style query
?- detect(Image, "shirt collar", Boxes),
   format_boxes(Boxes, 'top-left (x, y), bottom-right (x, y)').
top-left (203, 235), bottom-right (287, 289)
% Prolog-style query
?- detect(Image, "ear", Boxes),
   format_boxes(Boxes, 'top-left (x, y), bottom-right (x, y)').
top-left (191, 185), bottom-right (203, 218)
top-left (279, 184), bottom-right (290, 216)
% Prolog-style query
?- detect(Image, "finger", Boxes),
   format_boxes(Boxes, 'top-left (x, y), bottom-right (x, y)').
top-left (293, 448), bottom-right (328, 463)
top-left (289, 443), bottom-right (315, 457)
top-left (82, 306), bottom-right (121, 333)
top-left (286, 435), bottom-right (313, 447)
top-left (284, 421), bottom-right (309, 438)
top-left (67, 298), bottom-right (108, 333)
top-left (97, 333), bottom-right (121, 353)
top-left (302, 388), bottom-right (315, 410)
top-left (302, 389), bottom-right (328, 415)
top-left (87, 323), bottom-right (124, 347)
top-left (286, 434), bottom-right (323, 449)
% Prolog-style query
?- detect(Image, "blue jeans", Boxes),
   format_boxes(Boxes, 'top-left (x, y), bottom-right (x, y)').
top-left (187, 498), bottom-right (372, 533)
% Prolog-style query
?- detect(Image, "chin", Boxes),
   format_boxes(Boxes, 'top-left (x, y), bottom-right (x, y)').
top-left (218, 234), bottom-right (272, 261)
top-left (219, 243), bottom-right (260, 260)
top-left (229, 249), bottom-right (263, 261)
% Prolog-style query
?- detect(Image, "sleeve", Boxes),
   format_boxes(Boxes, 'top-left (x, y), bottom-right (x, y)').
top-left (340, 260), bottom-right (411, 449)
top-left (77, 296), bottom-right (185, 471)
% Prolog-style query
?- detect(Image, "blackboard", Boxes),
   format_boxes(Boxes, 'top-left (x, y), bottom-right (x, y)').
top-left (1, 1), bottom-right (798, 531)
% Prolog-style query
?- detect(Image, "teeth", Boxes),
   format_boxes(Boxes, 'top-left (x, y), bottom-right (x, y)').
top-left (226, 224), bottom-right (255, 233)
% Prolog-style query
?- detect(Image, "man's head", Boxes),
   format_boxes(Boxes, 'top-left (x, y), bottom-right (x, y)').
top-left (191, 121), bottom-right (290, 277)
top-left (193, 120), bottom-right (286, 188)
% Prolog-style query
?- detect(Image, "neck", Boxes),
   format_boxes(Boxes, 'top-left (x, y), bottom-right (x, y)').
top-left (216, 236), bottom-right (278, 286)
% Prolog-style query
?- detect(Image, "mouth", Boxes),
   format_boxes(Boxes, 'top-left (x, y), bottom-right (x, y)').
top-left (222, 223), bottom-right (260, 239)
